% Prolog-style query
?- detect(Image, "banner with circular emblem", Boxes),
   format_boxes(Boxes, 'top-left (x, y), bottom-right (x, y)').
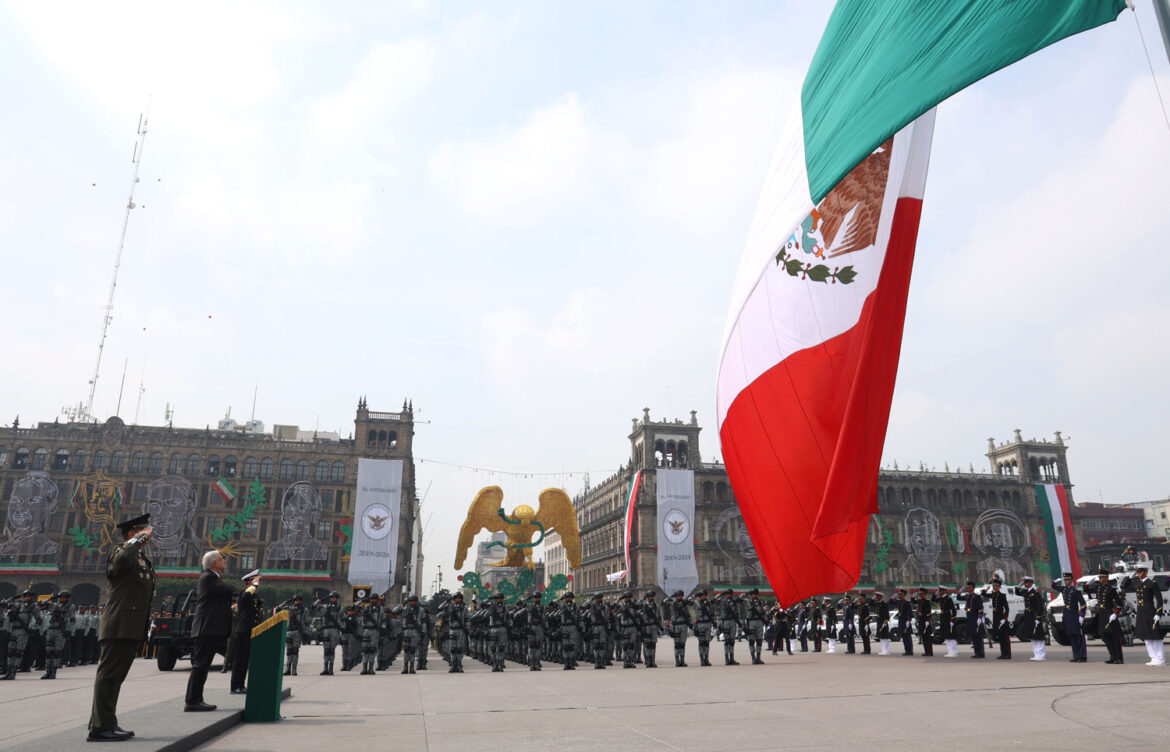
top-left (656, 468), bottom-right (699, 596)
top-left (347, 458), bottom-right (403, 596)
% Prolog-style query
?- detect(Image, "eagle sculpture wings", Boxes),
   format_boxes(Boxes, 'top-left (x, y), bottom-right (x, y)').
top-left (454, 486), bottom-right (581, 571)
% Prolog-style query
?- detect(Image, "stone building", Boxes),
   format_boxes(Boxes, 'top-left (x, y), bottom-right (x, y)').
top-left (0, 398), bottom-right (418, 604)
top-left (569, 412), bottom-right (1087, 598)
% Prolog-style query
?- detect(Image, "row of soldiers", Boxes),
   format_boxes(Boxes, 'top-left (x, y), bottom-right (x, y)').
top-left (0, 589), bottom-right (103, 680)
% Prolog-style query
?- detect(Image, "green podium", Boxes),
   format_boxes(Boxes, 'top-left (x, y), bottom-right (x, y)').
top-left (244, 610), bottom-right (288, 722)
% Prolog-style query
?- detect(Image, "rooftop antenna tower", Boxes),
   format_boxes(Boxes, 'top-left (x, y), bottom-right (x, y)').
top-left (81, 106), bottom-right (151, 422)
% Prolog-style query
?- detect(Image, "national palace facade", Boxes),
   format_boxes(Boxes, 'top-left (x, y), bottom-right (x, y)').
top-left (562, 411), bottom-right (1088, 597)
top-left (0, 398), bottom-right (418, 604)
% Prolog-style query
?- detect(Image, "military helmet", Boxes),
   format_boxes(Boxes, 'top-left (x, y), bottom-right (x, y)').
top-left (57, 589), bottom-right (71, 599)
top-left (723, 588), bottom-right (734, 596)
top-left (645, 589), bottom-right (656, 597)
top-left (562, 592), bottom-right (575, 600)
top-left (697, 589), bottom-right (708, 597)
top-left (672, 589), bottom-right (684, 598)
top-left (492, 593), bottom-right (504, 600)
top-left (593, 593), bottom-right (604, 600)
top-left (329, 591), bottom-right (340, 599)
top-left (531, 592), bottom-right (541, 599)
top-left (621, 592), bottom-right (633, 599)
top-left (392, 606), bottom-right (403, 615)
top-left (408, 594), bottom-right (419, 602)
top-left (748, 587), bottom-right (760, 596)
top-left (293, 593), bottom-right (304, 601)
top-left (21, 589), bottom-right (35, 598)
top-left (452, 592), bottom-right (464, 600)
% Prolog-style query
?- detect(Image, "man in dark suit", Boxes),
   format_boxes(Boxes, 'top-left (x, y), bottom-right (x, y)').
top-left (87, 514), bottom-right (154, 742)
top-left (230, 570), bottom-right (262, 693)
top-left (185, 550), bottom-right (234, 711)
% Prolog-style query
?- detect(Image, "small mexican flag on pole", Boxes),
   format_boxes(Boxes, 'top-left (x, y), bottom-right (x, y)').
top-left (213, 478), bottom-right (237, 503)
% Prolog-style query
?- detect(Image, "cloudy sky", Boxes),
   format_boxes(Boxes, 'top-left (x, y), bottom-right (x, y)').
top-left (2, 1), bottom-right (1168, 592)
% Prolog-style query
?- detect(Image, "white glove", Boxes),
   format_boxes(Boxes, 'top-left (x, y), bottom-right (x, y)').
top-left (1078, 616), bottom-right (1084, 625)
top-left (1108, 613), bottom-right (1117, 623)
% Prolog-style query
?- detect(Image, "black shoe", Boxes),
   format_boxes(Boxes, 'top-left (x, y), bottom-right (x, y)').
top-left (230, 688), bottom-right (247, 694)
top-left (320, 669), bottom-right (330, 675)
top-left (1104, 659), bottom-right (1116, 664)
top-left (970, 655), bottom-right (984, 659)
top-left (113, 728), bottom-right (134, 738)
top-left (184, 702), bottom-right (217, 712)
top-left (87, 730), bottom-right (129, 742)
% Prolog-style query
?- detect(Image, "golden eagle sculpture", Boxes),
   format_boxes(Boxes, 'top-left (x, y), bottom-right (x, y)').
top-left (454, 486), bottom-right (581, 571)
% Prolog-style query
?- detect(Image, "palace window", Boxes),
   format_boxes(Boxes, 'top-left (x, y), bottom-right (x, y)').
top-left (148, 453), bottom-right (164, 474)
top-left (31, 448), bottom-right (48, 470)
top-left (315, 461), bottom-right (329, 482)
top-left (186, 455), bottom-right (201, 476)
top-left (260, 458), bottom-right (274, 480)
top-left (331, 461), bottom-right (345, 482)
top-left (279, 459), bottom-right (293, 480)
top-left (296, 460), bottom-right (310, 480)
top-left (130, 452), bottom-right (146, 474)
top-left (242, 457), bottom-right (258, 479)
top-left (168, 454), bottom-right (184, 474)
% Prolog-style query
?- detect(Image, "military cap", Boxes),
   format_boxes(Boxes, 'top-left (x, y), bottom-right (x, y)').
top-left (822, 596), bottom-right (831, 602)
top-left (346, 604), bottom-right (359, 611)
top-left (917, 588), bottom-right (928, 594)
top-left (621, 591), bottom-right (633, 599)
top-left (392, 606), bottom-right (403, 614)
top-left (696, 589), bottom-right (708, 597)
top-left (645, 589), bottom-right (657, 597)
top-left (1062, 571), bottom-right (1074, 579)
top-left (723, 588), bottom-right (734, 596)
top-left (1134, 561), bottom-right (1148, 571)
top-left (241, 569), bottom-right (261, 581)
top-left (116, 513), bottom-right (150, 534)
top-left (407, 594), bottom-right (419, 602)
top-left (329, 591), bottom-right (340, 598)
top-left (965, 581), bottom-right (976, 587)
top-left (672, 589), bottom-right (684, 598)
top-left (21, 589), bottom-right (36, 598)
top-left (492, 592), bottom-right (504, 600)
top-left (748, 587), bottom-right (760, 596)
top-left (989, 577), bottom-right (1003, 585)
top-left (873, 592), bottom-right (884, 599)
top-left (897, 587), bottom-right (907, 594)
top-left (1021, 575), bottom-right (1034, 582)
top-left (57, 589), bottom-right (71, 599)
top-left (1097, 568), bottom-right (1110, 577)
top-left (293, 593), bottom-right (304, 601)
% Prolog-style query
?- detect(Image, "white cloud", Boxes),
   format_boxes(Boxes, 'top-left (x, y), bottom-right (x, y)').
top-left (429, 94), bottom-right (595, 221)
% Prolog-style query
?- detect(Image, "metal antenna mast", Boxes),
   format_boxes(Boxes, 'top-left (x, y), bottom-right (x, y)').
top-left (82, 108), bottom-right (150, 422)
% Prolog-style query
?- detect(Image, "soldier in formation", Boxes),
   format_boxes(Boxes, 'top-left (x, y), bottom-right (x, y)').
top-left (771, 601), bottom-right (792, 656)
top-left (1051, 572), bottom-right (1087, 662)
top-left (716, 589), bottom-right (742, 665)
top-left (401, 594), bottom-right (425, 674)
top-left (2, 589), bottom-right (43, 680)
top-left (315, 591), bottom-right (342, 675)
top-left (874, 592), bottom-right (891, 655)
top-left (281, 593), bottom-right (309, 676)
top-left (744, 588), bottom-right (767, 664)
top-left (440, 592), bottom-right (468, 672)
top-left (639, 590), bottom-right (660, 668)
top-left (1018, 575), bottom-right (1048, 661)
top-left (915, 588), bottom-right (933, 657)
top-left (1132, 561), bottom-right (1165, 666)
top-left (822, 597), bottom-right (838, 654)
top-left (667, 590), bottom-right (692, 666)
top-left (42, 589), bottom-right (75, 679)
top-left (1095, 568), bottom-right (1125, 664)
top-left (936, 585), bottom-right (958, 658)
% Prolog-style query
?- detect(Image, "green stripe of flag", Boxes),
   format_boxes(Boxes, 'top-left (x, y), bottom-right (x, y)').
top-left (802, 0), bottom-right (1126, 203)
top-left (1034, 484), bottom-right (1062, 581)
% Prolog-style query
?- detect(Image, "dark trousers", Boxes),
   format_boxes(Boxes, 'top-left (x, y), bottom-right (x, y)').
top-left (970, 633), bottom-right (985, 657)
top-left (185, 636), bottom-right (222, 705)
top-left (846, 630), bottom-right (856, 654)
top-left (861, 630), bottom-right (871, 654)
top-left (920, 630), bottom-right (933, 656)
top-left (1102, 631), bottom-right (1123, 662)
top-left (798, 633), bottom-right (808, 652)
top-left (1069, 632), bottom-right (1087, 660)
top-left (89, 639), bottom-right (140, 731)
top-left (997, 628), bottom-right (1012, 658)
top-left (901, 628), bottom-right (913, 655)
top-left (230, 633), bottom-right (251, 691)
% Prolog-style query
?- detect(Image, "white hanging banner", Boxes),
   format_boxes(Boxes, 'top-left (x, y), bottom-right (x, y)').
top-left (348, 458), bottom-right (403, 595)
top-left (656, 468), bottom-right (699, 596)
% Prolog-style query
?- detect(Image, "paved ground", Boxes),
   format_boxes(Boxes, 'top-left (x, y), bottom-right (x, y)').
top-left (3, 639), bottom-right (1167, 752)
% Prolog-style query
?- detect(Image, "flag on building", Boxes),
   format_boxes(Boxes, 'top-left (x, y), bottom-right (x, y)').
top-left (213, 478), bottom-right (236, 503)
top-left (1035, 484), bottom-right (1081, 580)
top-left (609, 470), bottom-right (642, 582)
top-left (716, 0), bottom-right (1126, 605)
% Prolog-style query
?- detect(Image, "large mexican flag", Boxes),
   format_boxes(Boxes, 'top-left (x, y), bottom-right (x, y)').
top-left (716, 0), bottom-right (1126, 605)
top-left (1035, 484), bottom-right (1082, 581)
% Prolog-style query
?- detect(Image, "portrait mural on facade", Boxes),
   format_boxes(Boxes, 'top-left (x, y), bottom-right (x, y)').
top-left (971, 508), bottom-right (1030, 582)
top-left (143, 475), bottom-right (200, 566)
top-left (68, 471), bottom-right (124, 555)
top-left (899, 507), bottom-right (945, 579)
top-left (266, 480), bottom-right (328, 562)
top-left (713, 507), bottom-right (763, 580)
top-left (0, 471), bottom-right (59, 558)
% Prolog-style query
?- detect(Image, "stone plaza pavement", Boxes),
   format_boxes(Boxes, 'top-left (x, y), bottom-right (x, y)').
top-left (2, 638), bottom-right (1166, 752)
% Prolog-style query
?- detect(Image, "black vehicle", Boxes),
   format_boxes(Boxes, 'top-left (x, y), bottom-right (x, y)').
top-left (148, 590), bottom-right (227, 671)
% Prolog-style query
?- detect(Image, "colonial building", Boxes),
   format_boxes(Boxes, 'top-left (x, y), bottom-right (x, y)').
top-left (0, 398), bottom-right (418, 604)
top-left (570, 412), bottom-right (1089, 598)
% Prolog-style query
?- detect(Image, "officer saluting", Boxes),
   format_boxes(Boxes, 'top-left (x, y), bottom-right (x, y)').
top-left (1051, 572), bottom-right (1087, 662)
top-left (87, 513), bottom-right (154, 742)
top-left (1095, 568), bottom-right (1124, 664)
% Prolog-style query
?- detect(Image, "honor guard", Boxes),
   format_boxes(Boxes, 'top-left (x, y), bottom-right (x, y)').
top-left (874, 592), bottom-right (891, 655)
top-left (842, 595), bottom-right (856, 654)
top-left (667, 590), bottom-right (692, 666)
top-left (416, 601), bottom-right (435, 671)
top-left (523, 592), bottom-right (545, 670)
top-left (936, 586), bottom-right (958, 658)
top-left (822, 597), bottom-right (839, 654)
top-left (316, 591), bottom-right (342, 675)
top-left (42, 590), bottom-right (75, 679)
top-left (1051, 573), bottom-right (1087, 662)
top-left (2, 590), bottom-right (42, 680)
top-left (1018, 576), bottom-right (1047, 661)
top-left (914, 589), bottom-right (933, 657)
top-left (984, 579), bottom-right (1011, 659)
top-left (693, 590), bottom-right (716, 665)
top-left (962, 581), bottom-right (986, 658)
top-left (772, 603), bottom-right (793, 655)
top-left (717, 589), bottom-right (743, 665)
top-left (895, 588), bottom-right (914, 656)
top-left (617, 592), bottom-right (641, 668)
top-left (796, 601), bottom-right (811, 652)
top-left (230, 570), bottom-right (263, 693)
top-left (853, 596), bottom-right (870, 654)
top-left (586, 594), bottom-right (610, 669)
top-left (1095, 569), bottom-right (1124, 664)
top-left (401, 594), bottom-right (425, 674)
top-left (283, 594), bottom-right (309, 676)
top-left (558, 592), bottom-right (581, 670)
top-left (1132, 561), bottom-right (1165, 665)
top-left (442, 592), bottom-right (469, 673)
top-left (486, 593), bottom-right (509, 672)
top-left (341, 604), bottom-right (362, 670)
top-left (744, 589), bottom-right (768, 664)
top-left (359, 595), bottom-right (383, 675)
top-left (639, 590), bottom-right (660, 668)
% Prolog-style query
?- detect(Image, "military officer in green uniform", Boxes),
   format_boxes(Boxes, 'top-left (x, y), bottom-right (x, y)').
top-left (87, 513), bottom-right (154, 742)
